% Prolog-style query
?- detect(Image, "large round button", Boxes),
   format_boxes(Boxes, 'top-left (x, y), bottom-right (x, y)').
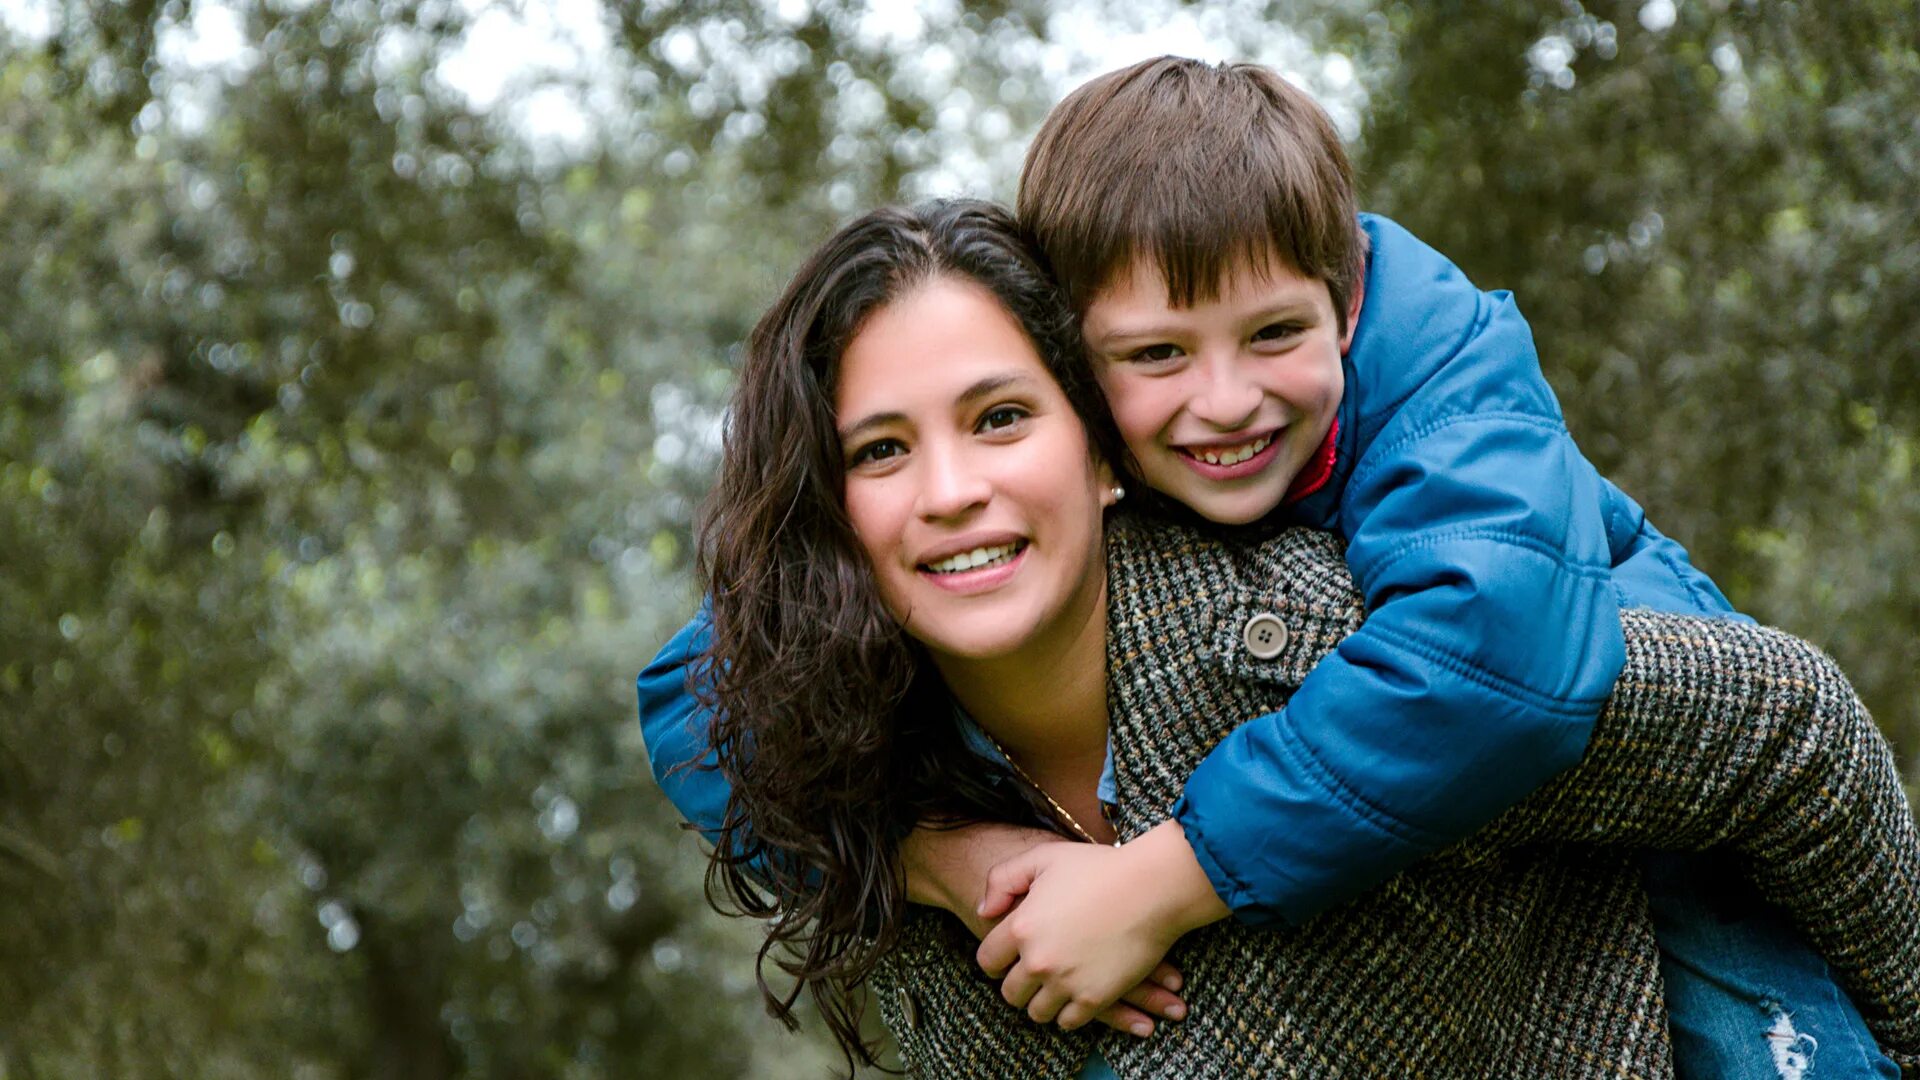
top-left (1242, 613), bottom-right (1289, 660)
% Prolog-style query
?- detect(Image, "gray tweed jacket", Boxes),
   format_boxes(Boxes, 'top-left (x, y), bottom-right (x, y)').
top-left (868, 517), bottom-right (1920, 1079)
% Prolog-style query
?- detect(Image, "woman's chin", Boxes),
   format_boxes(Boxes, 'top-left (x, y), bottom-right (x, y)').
top-left (905, 608), bottom-right (1041, 664)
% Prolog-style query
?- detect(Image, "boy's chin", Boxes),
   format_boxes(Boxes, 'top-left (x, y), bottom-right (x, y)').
top-left (1170, 481), bottom-right (1293, 526)
top-left (1194, 502), bottom-right (1280, 526)
top-left (1142, 456), bottom-right (1297, 526)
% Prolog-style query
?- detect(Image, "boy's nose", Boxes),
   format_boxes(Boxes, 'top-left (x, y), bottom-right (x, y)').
top-left (1188, 356), bottom-right (1264, 430)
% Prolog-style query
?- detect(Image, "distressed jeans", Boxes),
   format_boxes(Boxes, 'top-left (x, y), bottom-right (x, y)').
top-left (1643, 850), bottom-right (1899, 1079)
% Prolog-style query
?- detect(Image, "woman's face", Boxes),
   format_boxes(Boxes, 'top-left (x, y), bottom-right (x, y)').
top-left (835, 275), bottom-right (1116, 663)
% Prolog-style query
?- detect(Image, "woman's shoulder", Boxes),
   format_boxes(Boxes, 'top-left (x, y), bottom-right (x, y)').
top-left (1107, 511), bottom-right (1364, 622)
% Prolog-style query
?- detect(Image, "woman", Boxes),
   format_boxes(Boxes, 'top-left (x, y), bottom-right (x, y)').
top-left (655, 199), bottom-right (1920, 1077)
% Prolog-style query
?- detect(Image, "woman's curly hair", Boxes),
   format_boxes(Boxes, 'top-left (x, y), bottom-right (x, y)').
top-left (693, 198), bottom-right (1130, 1070)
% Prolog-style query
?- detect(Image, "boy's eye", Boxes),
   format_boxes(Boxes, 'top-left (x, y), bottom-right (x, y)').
top-left (1252, 322), bottom-right (1304, 343)
top-left (849, 438), bottom-right (906, 467)
top-left (1130, 343), bottom-right (1184, 363)
top-left (977, 405), bottom-right (1028, 432)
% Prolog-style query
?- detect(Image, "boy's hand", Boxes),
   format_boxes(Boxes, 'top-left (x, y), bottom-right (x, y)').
top-left (902, 821), bottom-right (1190, 1036)
top-left (974, 821), bottom-right (1228, 1033)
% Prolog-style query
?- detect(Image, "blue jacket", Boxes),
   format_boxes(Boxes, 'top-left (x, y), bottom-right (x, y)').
top-left (637, 214), bottom-right (1740, 928)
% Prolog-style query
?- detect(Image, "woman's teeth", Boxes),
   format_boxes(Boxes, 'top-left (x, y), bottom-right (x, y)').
top-left (1191, 434), bottom-right (1273, 465)
top-left (926, 542), bottom-right (1023, 574)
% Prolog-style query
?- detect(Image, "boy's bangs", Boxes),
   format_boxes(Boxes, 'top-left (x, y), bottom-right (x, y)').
top-left (1100, 174), bottom-right (1336, 310)
top-left (1023, 58), bottom-right (1362, 317)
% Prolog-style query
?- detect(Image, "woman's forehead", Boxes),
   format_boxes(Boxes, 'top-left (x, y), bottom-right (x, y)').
top-left (834, 278), bottom-right (1055, 425)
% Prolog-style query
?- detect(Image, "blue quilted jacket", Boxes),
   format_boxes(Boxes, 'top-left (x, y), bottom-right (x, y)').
top-left (637, 214), bottom-right (1740, 927)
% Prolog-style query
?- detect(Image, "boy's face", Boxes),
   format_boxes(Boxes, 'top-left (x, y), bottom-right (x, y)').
top-left (1081, 254), bottom-right (1356, 525)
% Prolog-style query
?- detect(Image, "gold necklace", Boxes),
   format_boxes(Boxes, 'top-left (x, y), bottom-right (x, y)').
top-left (981, 729), bottom-right (1116, 846)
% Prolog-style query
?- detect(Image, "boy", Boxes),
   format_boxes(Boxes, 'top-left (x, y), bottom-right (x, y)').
top-left (642, 57), bottom-right (1894, 1076)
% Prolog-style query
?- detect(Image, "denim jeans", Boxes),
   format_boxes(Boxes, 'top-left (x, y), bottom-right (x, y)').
top-left (1077, 1051), bottom-right (1119, 1080)
top-left (1643, 850), bottom-right (1899, 1079)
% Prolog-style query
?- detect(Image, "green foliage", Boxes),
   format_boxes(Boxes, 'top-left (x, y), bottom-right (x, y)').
top-left (2, 1), bottom-right (1914, 1076)
top-left (1, 0), bottom-right (1049, 1075)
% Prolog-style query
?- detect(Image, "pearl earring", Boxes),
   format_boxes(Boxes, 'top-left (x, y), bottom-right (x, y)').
top-left (1110, 485), bottom-right (1126, 501)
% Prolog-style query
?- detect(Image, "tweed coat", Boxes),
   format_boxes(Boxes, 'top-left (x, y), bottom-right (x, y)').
top-left (868, 516), bottom-right (1920, 1079)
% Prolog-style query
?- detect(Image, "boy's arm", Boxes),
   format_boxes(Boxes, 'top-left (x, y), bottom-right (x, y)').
top-left (637, 608), bottom-right (732, 843)
top-left (1176, 215), bottom-right (1625, 927)
top-left (1483, 611), bottom-right (1920, 1069)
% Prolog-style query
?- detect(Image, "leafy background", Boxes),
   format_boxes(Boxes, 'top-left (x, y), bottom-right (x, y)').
top-left (2, 0), bottom-right (1914, 1075)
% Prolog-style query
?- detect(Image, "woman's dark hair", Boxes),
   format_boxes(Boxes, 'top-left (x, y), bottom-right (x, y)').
top-left (693, 198), bottom-right (1129, 1070)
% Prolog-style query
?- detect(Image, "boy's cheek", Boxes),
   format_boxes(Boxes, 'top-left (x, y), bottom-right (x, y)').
top-left (1091, 365), bottom-right (1171, 445)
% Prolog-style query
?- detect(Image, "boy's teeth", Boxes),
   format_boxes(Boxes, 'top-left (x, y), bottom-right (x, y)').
top-left (927, 543), bottom-right (1020, 574)
top-left (1196, 434), bottom-right (1272, 466)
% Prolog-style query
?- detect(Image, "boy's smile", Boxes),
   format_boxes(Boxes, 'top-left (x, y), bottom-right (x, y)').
top-left (1082, 253), bottom-right (1358, 525)
top-left (1176, 430), bottom-right (1280, 475)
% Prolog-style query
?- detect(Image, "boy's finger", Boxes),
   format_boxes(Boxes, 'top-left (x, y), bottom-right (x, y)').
top-left (1119, 981), bottom-right (1187, 1022)
top-left (999, 964), bottom-right (1040, 1010)
top-left (1146, 961), bottom-right (1184, 993)
top-left (1095, 1003), bottom-right (1156, 1038)
top-left (978, 853), bottom-right (1041, 918)
top-left (975, 924), bottom-right (1018, 978)
top-left (1024, 983), bottom-right (1069, 1026)
top-left (1055, 1001), bottom-right (1097, 1032)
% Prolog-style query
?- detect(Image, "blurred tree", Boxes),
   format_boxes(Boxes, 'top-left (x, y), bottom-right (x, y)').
top-left (1, 0), bottom-right (1056, 1076)
top-left (2, 0), bottom-right (1914, 1077)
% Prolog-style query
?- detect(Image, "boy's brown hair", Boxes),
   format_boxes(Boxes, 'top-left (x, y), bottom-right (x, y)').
top-left (1019, 56), bottom-right (1367, 331)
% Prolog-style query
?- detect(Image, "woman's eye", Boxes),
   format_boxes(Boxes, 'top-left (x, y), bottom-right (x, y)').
top-left (850, 439), bottom-right (905, 466)
top-left (978, 405), bottom-right (1028, 432)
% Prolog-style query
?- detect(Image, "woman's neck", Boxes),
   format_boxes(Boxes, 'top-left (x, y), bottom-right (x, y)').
top-left (931, 575), bottom-right (1111, 803)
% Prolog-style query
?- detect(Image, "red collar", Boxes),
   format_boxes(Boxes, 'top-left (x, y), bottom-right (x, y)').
top-left (1284, 419), bottom-right (1340, 503)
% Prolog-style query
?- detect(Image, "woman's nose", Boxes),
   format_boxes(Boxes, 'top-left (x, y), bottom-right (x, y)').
top-left (916, 444), bottom-right (992, 519)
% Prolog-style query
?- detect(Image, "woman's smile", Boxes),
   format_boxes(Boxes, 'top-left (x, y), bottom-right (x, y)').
top-left (918, 536), bottom-right (1031, 593)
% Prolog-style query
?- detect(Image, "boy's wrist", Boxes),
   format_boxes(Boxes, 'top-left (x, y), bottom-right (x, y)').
top-left (1124, 820), bottom-right (1231, 939)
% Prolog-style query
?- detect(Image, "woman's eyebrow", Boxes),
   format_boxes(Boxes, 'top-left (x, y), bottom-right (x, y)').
top-left (955, 373), bottom-right (1030, 406)
top-left (838, 410), bottom-right (904, 442)
top-left (838, 373), bottom-right (1034, 440)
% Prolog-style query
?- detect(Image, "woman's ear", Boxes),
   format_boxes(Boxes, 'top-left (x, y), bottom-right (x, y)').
top-left (1096, 459), bottom-right (1125, 507)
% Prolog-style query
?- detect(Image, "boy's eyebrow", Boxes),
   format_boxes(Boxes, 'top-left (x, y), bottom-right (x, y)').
top-left (1085, 323), bottom-right (1183, 348)
top-left (838, 373), bottom-right (1035, 441)
top-left (1087, 301), bottom-right (1322, 348)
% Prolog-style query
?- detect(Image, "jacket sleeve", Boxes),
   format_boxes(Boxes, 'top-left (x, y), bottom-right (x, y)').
top-left (637, 605), bottom-right (735, 847)
top-left (1480, 610), bottom-right (1920, 1071)
top-left (1600, 477), bottom-right (1747, 619)
top-left (1175, 228), bottom-right (1626, 927)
